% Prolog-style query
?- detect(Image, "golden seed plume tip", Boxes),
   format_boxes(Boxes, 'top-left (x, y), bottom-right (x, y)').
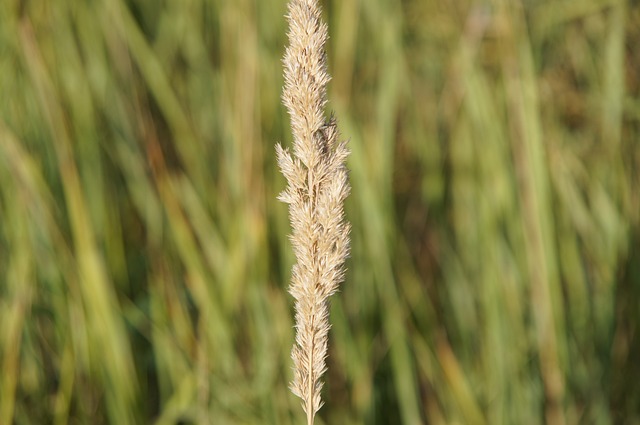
top-left (277, 0), bottom-right (350, 422)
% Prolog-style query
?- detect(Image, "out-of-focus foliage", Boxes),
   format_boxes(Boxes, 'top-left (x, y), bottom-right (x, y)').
top-left (0, 0), bottom-right (638, 424)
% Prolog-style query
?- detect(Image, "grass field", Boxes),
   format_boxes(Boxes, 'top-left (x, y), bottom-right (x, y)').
top-left (0, 0), bottom-right (639, 424)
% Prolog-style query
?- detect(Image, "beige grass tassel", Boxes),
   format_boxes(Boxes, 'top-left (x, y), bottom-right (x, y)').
top-left (276, 0), bottom-right (350, 423)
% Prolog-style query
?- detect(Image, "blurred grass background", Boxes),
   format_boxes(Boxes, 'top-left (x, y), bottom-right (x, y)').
top-left (0, 0), bottom-right (639, 424)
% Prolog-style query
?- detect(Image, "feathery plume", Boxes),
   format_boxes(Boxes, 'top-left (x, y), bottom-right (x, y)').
top-left (276, 0), bottom-right (350, 423)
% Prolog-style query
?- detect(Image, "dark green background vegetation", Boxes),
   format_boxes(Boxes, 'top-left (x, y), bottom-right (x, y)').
top-left (0, 0), bottom-right (639, 423)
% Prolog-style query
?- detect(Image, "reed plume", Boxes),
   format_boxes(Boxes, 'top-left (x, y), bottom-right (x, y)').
top-left (276, 0), bottom-right (350, 423)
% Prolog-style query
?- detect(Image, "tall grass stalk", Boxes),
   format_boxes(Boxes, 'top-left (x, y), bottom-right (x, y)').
top-left (277, 0), bottom-right (350, 423)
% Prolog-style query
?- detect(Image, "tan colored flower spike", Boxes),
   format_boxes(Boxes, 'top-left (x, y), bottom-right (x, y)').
top-left (276, 0), bottom-right (350, 423)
